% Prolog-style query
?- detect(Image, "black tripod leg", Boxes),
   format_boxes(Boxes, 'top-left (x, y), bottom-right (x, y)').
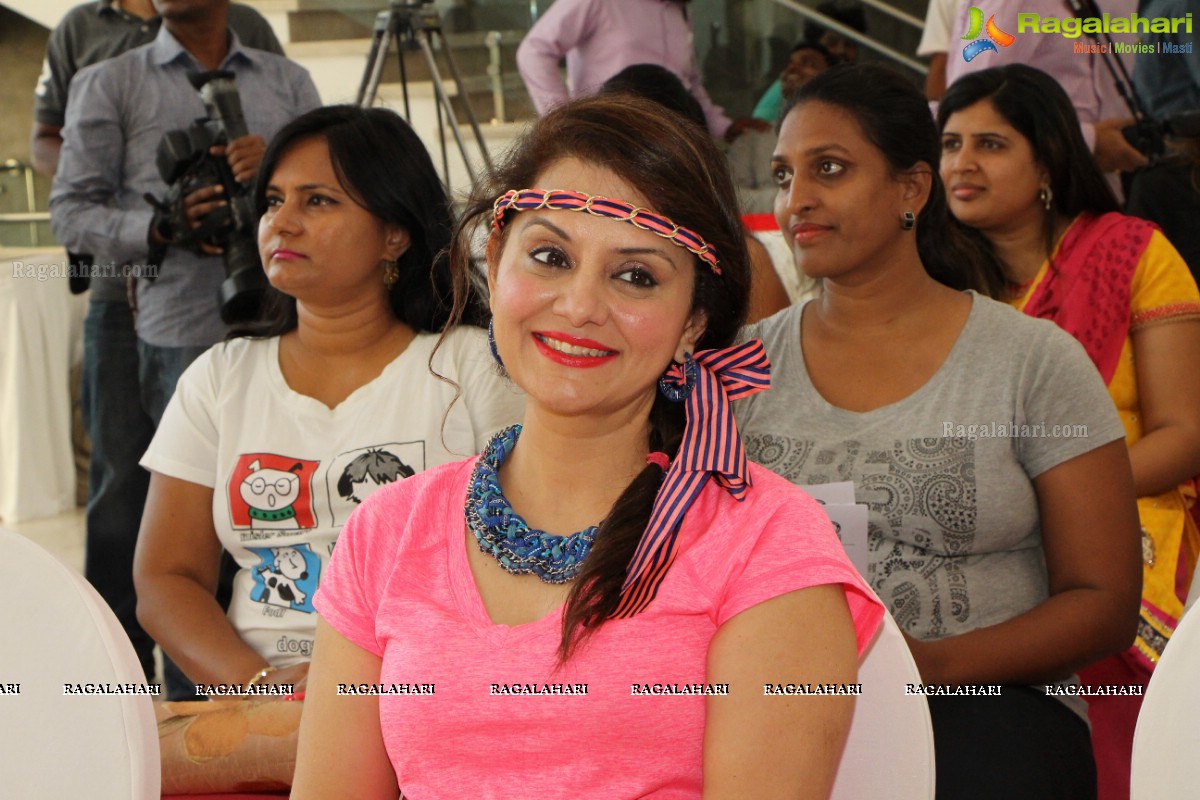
top-left (434, 78), bottom-right (450, 190)
top-left (397, 28), bottom-right (412, 123)
top-left (433, 29), bottom-right (494, 171)
top-left (415, 32), bottom-right (479, 183)
top-left (357, 10), bottom-right (393, 106)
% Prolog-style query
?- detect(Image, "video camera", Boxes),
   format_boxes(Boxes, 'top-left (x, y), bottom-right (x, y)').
top-left (144, 70), bottom-right (265, 324)
top-left (1121, 110), bottom-right (1200, 164)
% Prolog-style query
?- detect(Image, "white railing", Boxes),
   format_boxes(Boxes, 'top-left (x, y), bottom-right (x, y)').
top-left (855, 0), bottom-right (924, 31)
top-left (769, 0), bottom-right (928, 76)
top-left (0, 160), bottom-right (50, 247)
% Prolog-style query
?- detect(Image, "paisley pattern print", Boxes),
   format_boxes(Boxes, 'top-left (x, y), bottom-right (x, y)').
top-left (746, 433), bottom-right (977, 637)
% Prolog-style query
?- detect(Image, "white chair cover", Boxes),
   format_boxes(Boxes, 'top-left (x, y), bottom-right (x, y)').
top-left (1130, 598), bottom-right (1200, 799)
top-left (0, 529), bottom-right (160, 798)
top-left (0, 248), bottom-right (87, 524)
top-left (831, 612), bottom-right (937, 799)
top-left (1185, 554), bottom-right (1199, 615)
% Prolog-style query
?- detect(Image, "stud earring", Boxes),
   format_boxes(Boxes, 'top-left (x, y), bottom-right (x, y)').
top-left (383, 260), bottom-right (400, 287)
top-left (658, 353), bottom-right (697, 402)
top-left (1038, 186), bottom-right (1053, 211)
top-left (487, 319), bottom-right (504, 369)
top-left (900, 211), bottom-right (916, 231)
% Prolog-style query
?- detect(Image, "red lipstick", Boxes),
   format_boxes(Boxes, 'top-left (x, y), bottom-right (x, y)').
top-left (532, 331), bottom-right (618, 368)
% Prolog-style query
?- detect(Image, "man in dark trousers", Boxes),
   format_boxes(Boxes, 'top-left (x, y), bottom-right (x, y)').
top-left (49, 0), bottom-right (320, 697)
top-left (30, 0), bottom-right (284, 687)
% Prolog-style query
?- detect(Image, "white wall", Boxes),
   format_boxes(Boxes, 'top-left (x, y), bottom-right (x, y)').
top-left (3, 0), bottom-right (76, 31)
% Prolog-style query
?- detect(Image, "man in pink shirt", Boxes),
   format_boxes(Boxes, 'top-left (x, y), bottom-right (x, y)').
top-left (943, 0), bottom-right (1148, 173)
top-left (516, 0), bottom-right (767, 141)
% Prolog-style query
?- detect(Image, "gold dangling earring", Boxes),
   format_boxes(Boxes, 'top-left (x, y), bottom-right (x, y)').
top-left (1039, 186), bottom-right (1053, 212)
top-left (383, 259), bottom-right (399, 287)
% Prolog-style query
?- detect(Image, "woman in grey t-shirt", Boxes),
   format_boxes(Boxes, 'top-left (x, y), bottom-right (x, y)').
top-left (737, 64), bottom-right (1141, 800)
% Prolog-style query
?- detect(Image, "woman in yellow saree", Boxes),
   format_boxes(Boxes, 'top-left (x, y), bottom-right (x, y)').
top-left (939, 64), bottom-right (1200, 800)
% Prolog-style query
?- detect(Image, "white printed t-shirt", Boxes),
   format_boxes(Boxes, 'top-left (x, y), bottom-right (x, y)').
top-left (141, 326), bottom-right (525, 667)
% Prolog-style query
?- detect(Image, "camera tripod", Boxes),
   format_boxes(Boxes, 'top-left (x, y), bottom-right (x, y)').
top-left (356, 1), bottom-right (493, 188)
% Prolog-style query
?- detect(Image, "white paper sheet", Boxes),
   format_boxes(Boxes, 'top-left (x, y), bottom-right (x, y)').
top-left (799, 481), bottom-right (857, 506)
top-left (820, 502), bottom-right (870, 580)
top-left (799, 482), bottom-right (870, 580)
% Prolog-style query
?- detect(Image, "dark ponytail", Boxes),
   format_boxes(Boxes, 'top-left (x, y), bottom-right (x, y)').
top-left (780, 63), bottom-right (1007, 297)
top-left (557, 398), bottom-right (684, 660)
top-left (446, 94), bottom-right (751, 661)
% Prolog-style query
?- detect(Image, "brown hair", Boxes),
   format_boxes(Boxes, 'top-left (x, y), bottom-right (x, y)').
top-left (448, 94), bottom-right (752, 660)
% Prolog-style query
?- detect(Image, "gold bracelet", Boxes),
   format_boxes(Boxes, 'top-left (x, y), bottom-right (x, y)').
top-left (246, 666), bottom-right (278, 689)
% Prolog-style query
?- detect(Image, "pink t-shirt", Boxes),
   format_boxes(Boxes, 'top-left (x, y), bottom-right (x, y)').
top-left (316, 458), bottom-right (884, 799)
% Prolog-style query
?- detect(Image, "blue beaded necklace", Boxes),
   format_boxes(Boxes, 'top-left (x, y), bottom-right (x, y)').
top-left (466, 425), bottom-right (597, 584)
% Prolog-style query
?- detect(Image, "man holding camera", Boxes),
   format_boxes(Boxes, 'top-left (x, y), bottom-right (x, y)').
top-left (31, 0), bottom-right (282, 688)
top-left (49, 0), bottom-right (319, 698)
top-left (31, 0), bottom-right (282, 178)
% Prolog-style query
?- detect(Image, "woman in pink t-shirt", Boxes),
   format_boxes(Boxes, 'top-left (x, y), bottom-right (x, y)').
top-left (293, 94), bottom-right (884, 800)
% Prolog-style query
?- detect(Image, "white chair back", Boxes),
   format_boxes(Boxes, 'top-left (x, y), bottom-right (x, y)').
top-left (830, 611), bottom-right (936, 799)
top-left (1130, 599), bottom-right (1200, 799)
top-left (1185, 554), bottom-right (1198, 615)
top-left (0, 529), bottom-right (160, 798)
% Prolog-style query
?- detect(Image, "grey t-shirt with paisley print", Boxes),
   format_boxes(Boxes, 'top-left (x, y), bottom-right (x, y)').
top-left (737, 292), bottom-right (1124, 654)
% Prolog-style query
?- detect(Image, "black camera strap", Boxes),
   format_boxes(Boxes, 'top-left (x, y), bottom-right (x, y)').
top-left (1065, 0), bottom-right (1166, 159)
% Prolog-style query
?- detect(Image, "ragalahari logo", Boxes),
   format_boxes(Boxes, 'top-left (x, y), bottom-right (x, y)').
top-left (961, 7), bottom-right (1016, 62)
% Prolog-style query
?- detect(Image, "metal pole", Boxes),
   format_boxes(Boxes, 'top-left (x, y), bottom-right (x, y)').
top-left (485, 31), bottom-right (506, 124)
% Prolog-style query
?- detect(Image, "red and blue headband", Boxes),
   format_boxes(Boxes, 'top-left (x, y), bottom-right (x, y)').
top-left (492, 188), bottom-right (722, 275)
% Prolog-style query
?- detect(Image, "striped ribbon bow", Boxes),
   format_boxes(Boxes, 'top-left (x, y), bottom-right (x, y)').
top-left (612, 338), bottom-right (772, 618)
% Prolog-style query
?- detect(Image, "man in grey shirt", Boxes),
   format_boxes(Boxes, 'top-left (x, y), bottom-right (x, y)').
top-left (50, 0), bottom-right (320, 696)
top-left (30, 0), bottom-right (283, 685)
top-left (31, 0), bottom-right (282, 177)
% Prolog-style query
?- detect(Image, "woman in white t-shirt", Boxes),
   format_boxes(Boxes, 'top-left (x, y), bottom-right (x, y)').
top-left (134, 106), bottom-right (524, 697)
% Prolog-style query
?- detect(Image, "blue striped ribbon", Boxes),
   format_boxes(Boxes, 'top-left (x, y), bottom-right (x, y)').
top-left (612, 339), bottom-right (772, 618)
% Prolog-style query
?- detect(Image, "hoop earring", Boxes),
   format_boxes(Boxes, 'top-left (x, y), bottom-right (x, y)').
top-left (1039, 186), bottom-right (1053, 211)
top-left (383, 259), bottom-right (400, 286)
top-left (658, 352), bottom-right (697, 402)
top-left (487, 319), bottom-right (504, 369)
top-left (900, 211), bottom-right (916, 231)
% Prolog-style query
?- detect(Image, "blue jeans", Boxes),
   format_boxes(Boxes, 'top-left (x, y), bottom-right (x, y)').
top-left (137, 337), bottom-right (213, 699)
top-left (137, 339), bottom-right (212, 426)
top-left (81, 301), bottom-right (157, 681)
